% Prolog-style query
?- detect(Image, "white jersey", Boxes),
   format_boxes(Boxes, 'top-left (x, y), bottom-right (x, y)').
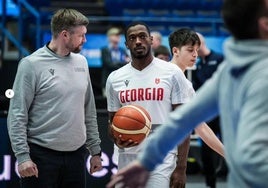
top-left (185, 78), bottom-right (196, 99)
top-left (106, 58), bottom-right (191, 124)
top-left (106, 58), bottom-right (193, 153)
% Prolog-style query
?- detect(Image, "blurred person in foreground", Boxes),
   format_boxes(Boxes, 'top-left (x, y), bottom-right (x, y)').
top-left (7, 9), bottom-right (102, 188)
top-left (106, 0), bottom-right (268, 187)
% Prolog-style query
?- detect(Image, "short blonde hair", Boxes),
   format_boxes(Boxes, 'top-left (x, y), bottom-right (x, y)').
top-left (51, 8), bottom-right (89, 38)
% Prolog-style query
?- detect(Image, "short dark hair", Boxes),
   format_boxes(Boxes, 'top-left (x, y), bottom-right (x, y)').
top-left (154, 45), bottom-right (170, 57)
top-left (124, 21), bottom-right (151, 40)
top-left (168, 28), bottom-right (200, 55)
top-left (222, 0), bottom-right (266, 40)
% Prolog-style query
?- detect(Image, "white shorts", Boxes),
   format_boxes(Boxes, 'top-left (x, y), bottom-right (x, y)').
top-left (116, 150), bottom-right (176, 188)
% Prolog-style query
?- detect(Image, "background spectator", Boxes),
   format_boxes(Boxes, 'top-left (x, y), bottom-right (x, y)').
top-left (192, 32), bottom-right (227, 188)
top-left (101, 27), bottom-right (130, 96)
top-left (150, 31), bottom-right (163, 51)
top-left (154, 45), bottom-right (171, 61)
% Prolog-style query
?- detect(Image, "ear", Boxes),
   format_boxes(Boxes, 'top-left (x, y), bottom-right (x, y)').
top-left (172, 46), bottom-right (179, 56)
top-left (259, 16), bottom-right (268, 34)
top-left (125, 41), bottom-right (129, 49)
top-left (150, 36), bottom-right (153, 45)
top-left (61, 30), bottom-right (68, 38)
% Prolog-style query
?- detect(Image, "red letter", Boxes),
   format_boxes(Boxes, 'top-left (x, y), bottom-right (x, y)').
top-left (137, 88), bottom-right (144, 101)
top-left (119, 91), bottom-right (125, 103)
top-left (157, 88), bottom-right (164, 100)
top-left (145, 88), bottom-right (151, 100)
top-left (131, 89), bottom-right (137, 101)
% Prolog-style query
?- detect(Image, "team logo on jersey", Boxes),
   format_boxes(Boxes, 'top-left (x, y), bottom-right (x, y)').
top-left (124, 80), bottom-right (130, 87)
top-left (48, 69), bottom-right (55, 75)
top-left (155, 78), bottom-right (160, 84)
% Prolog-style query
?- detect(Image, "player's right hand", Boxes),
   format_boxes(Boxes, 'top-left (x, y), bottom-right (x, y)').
top-left (114, 134), bottom-right (139, 148)
top-left (18, 160), bottom-right (38, 178)
top-left (106, 160), bottom-right (150, 188)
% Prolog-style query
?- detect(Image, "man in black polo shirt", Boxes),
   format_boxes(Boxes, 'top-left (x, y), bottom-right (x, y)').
top-left (192, 32), bottom-right (226, 188)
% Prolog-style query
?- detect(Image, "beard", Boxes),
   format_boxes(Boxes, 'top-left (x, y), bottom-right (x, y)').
top-left (131, 48), bottom-right (150, 59)
top-left (72, 46), bottom-right (82, 53)
top-left (66, 41), bottom-right (82, 53)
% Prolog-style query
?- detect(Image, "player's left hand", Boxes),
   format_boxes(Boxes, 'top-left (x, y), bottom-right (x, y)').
top-left (89, 155), bottom-right (103, 174)
top-left (106, 160), bottom-right (150, 188)
top-left (169, 166), bottom-right (186, 188)
top-left (115, 134), bottom-right (139, 148)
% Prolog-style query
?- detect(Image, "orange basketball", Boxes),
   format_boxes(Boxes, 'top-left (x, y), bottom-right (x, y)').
top-left (112, 104), bottom-right (152, 145)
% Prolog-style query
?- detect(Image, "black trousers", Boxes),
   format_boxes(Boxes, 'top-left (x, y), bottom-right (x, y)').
top-left (201, 117), bottom-right (222, 188)
top-left (20, 143), bottom-right (89, 188)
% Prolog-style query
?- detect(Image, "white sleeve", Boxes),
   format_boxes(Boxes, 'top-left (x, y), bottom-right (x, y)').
top-left (171, 69), bottom-right (193, 104)
top-left (105, 72), bottom-right (121, 112)
top-left (137, 68), bottom-right (221, 171)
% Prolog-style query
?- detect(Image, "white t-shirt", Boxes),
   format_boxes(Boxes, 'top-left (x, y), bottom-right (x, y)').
top-left (106, 58), bottom-right (193, 154)
top-left (185, 78), bottom-right (196, 99)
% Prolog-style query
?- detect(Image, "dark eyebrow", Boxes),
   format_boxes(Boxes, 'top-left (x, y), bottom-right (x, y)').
top-left (128, 31), bottom-right (148, 36)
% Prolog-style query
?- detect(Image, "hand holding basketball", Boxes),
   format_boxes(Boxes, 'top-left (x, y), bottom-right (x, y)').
top-left (112, 105), bottom-right (152, 148)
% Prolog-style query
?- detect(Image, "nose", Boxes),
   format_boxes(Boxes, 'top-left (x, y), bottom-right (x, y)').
top-left (135, 37), bottom-right (142, 44)
top-left (83, 35), bottom-right (87, 43)
top-left (193, 50), bottom-right (198, 57)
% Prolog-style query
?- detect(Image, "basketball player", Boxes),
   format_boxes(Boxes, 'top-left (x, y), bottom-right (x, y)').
top-left (106, 21), bottom-right (224, 188)
top-left (106, 0), bottom-right (268, 187)
top-left (168, 28), bottom-right (225, 188)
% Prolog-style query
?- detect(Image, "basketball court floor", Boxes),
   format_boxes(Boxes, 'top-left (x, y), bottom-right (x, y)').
top-left (185, 136), bottom-right (227, 188)
top-left (187, 174), bottom-right (227, 188)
